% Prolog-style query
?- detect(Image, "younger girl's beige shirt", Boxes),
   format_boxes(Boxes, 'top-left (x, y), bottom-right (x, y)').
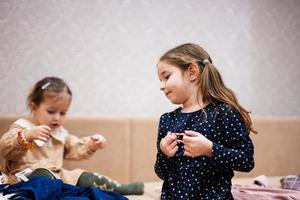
top-left (0, 119), bottom-right (97, 185)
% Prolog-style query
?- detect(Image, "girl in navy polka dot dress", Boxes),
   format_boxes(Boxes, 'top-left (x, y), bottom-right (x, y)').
top-left (154, 43), bottom-right (256, 200)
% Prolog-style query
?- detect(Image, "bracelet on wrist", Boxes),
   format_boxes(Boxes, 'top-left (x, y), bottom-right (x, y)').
top-left (17, 128), bottom-right (33, 150)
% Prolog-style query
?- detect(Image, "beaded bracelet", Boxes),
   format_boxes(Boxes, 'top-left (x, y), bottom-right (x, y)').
top-left (17, 128), bottom-right (33, 150)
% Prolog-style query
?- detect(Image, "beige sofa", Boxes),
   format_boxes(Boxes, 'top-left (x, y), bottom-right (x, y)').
top-left (0, 116), bottom-right (300, 199)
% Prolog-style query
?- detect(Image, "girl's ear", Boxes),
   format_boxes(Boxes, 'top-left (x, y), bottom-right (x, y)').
top-left (187, 63), bottom-right (200, 81)
top-left (29, 102), bottom-right (37, 112)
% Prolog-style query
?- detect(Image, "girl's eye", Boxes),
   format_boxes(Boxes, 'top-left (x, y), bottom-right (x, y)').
top-left (164, 75), bottom-right (170, 80)
top-left (60, 112), bottom-right (66, 116)
top-left (47, 110), bottom-right (55, 114)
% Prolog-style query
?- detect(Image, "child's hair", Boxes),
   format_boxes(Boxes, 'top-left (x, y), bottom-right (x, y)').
top-left (27, 76), bottom-right (72, 109)
top-left (159, 43), bottom-right (256, 134)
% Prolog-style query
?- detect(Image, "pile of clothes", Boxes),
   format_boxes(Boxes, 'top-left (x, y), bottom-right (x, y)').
top-left (0, 176), bottom-right (128, 200)
top-left (232, 175), bottom-right (300, 200)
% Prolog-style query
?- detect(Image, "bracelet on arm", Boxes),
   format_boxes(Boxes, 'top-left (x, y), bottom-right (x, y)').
top-left (17, 128), bottom-right (33, 150)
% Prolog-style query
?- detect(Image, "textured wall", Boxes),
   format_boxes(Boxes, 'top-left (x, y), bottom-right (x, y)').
top-left (0, 0), bottom-right (299, 117)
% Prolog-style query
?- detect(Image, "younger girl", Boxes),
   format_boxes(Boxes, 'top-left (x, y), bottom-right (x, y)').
top-left (154, 43), bottom-right (255, 199)
top-left (0, 76), bottom-right (144, 195)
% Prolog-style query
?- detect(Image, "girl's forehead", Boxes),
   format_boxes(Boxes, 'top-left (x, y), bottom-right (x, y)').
top-left (157, 61), bottom-right (181, 75)
top-left (43, 92), bottom-right (71, 106)
top-left (44, 91), bottom-right (70, 99)
top-left (157, 61), bottom-right (176, 71)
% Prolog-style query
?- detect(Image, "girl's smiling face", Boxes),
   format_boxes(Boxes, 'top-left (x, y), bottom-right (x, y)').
top-left (157, 61), bottom-right (194, 105)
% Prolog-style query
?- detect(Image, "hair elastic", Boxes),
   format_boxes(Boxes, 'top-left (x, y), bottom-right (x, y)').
top-left (198, 58), bottom-right (210, 69)
top-left (41, 82), bottom-right (51, 90)
top-left (201, 59), bottom-right (210, 66)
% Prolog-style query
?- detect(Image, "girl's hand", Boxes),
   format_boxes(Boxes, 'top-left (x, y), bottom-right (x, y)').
top-left (183, 130), bottom-right (213, 157)
top-left (89, 134), bottom-right (106, 150)
top-left (25, 125), bottom-right (51, 143)
top-left (159, 133), bottom-right (178, 157)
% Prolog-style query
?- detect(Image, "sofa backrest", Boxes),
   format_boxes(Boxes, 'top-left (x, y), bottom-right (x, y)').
top-left (239, 117), bottom-right (300, 178)
top-left (0, 115), bottom-right (299, 182)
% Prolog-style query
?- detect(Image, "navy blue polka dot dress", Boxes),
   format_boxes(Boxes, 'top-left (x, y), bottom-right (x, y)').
top-left (154, 103), bottom-right (254, 200)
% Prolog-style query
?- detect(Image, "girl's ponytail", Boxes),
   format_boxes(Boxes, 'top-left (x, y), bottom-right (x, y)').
top-left (199, 62), bottom-right (257, 134)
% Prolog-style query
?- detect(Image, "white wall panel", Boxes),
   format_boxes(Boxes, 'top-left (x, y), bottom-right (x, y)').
top-left (0, 0), bottom-right (299, 117)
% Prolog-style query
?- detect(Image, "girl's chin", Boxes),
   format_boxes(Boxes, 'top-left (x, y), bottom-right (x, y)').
top-left (169, 99), bottom-right (181, 105)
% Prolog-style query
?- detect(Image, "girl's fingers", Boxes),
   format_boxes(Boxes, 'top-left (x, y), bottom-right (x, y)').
top-left (184, 145), bottom-right (191, 153)
top-left (184, 147), bottom-right (195, 157)
top-left (169, 140), bottom-right (178, 149)
top-left (164, 134), bottom-right (177, 145)
top-left (182, 135), bottom-right (194, 144)
top-left (39, 130), bottom-right (51, 138)
top-left (40, 125), bottom-right (51, 132)
top-left (91, 135), bottom-right (99, 141)
top-left (38, 136), bottom-right (48, 142)
top-left (183, 131), bottom-right (201, 143)
top-left (94, 139), bottom-right (102, 144)
top-left (40, 128), bottom-right (51, 136)
top-left (184, 130), bottom-right (198, 137)
top-left (170, 146), bottom-right (178, 155)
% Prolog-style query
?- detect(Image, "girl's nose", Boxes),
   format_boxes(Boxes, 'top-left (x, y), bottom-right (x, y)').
top-left (53, 113), bottom-right (60, 120)
top-left (160, 81), bottom-right (165, 91)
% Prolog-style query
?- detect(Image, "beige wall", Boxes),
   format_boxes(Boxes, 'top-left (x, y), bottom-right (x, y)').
top-left (0, 0), bottom-right (299, 117)
top-left (1, 116), bottom-right (299, 182)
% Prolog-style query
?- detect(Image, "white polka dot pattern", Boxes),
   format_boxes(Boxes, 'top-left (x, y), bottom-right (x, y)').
top-left (154, 103), bottom-right (254, 199)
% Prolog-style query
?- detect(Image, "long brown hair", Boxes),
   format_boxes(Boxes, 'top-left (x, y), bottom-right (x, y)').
top-left (159, 43), bottom-right (256, 134)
